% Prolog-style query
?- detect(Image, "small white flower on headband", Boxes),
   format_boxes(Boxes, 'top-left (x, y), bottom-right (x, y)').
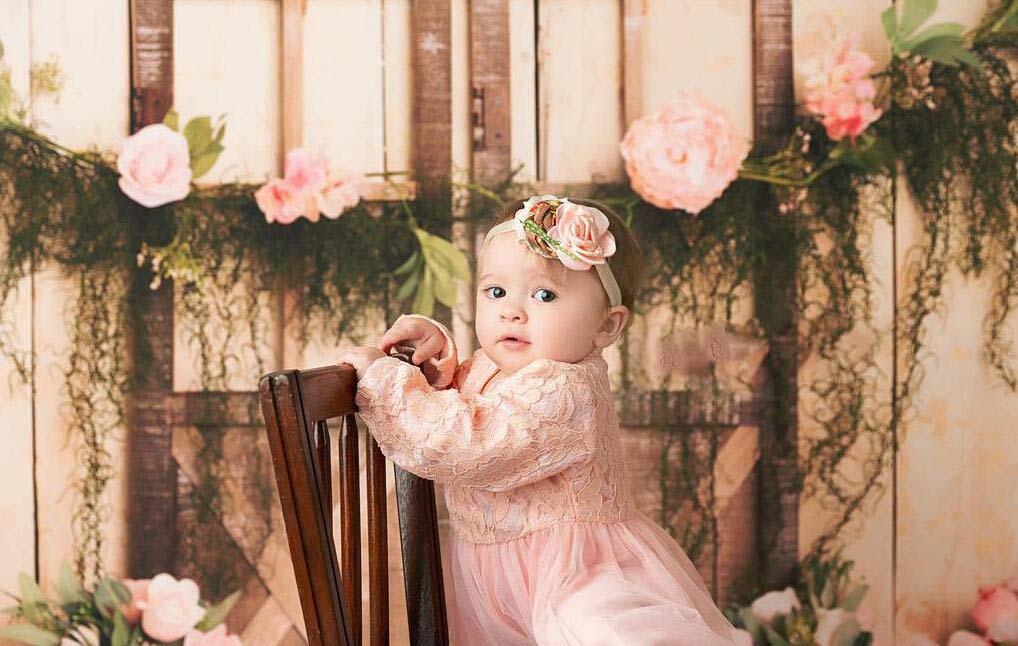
top-left (512, 195), bottom-right (617, 271)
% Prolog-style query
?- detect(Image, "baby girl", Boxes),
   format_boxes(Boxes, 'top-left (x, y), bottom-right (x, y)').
top-left (339, 195), bottom-right (739, 645)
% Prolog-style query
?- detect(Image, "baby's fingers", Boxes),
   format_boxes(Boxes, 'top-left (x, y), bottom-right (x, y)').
top-left (410, 333), bottom-right (445, 365)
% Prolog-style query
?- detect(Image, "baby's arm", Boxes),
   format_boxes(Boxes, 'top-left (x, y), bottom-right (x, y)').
top-left (354, 356), bottom-right (600, 491)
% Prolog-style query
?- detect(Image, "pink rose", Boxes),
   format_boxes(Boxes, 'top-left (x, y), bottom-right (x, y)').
top-left (121, 578), bottom-right (150, 625)
top-left (972, 585), bottom-right (1018, 637)
top-left (545, 202), bottom-right (616, 270)
top-left (183, 624), bottom-right (243, 646)
top-left (282, 148), bottom-right (328, 194)
top-left (254, 178), bottom-right (306, 225)
top-left (802, 33), bottom-right (883, 142)
top-left (317, 170), bottom-right (364, 219)
top-left (619, 92), bottom-right (750, 215)
top-left (117, 123), bottom-right (193, 208)
top-left (137, 573), bottom-right (207, 642)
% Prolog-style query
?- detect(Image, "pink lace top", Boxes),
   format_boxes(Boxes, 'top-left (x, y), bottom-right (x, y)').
top-left (354, 314), bottom-right (636, 544)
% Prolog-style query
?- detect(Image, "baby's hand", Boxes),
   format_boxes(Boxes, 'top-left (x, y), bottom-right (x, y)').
top-left (337, 346), bottom-right (385, 381)
top-left (377, 316), bottom-right (447, 366)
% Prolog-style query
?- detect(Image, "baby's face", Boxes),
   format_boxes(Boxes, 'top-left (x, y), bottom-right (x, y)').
top-left (475, 233), bottom-right (614, 374)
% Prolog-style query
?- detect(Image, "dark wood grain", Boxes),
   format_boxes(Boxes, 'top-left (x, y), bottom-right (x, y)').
top-left (126, 0), bottom-right (177, 579)
top-left (259, 352), bottom-right (448, 646)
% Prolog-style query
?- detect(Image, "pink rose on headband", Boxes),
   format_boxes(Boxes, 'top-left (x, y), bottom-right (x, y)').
top-left (546, 202), bottom-right (616, 270)
top-left (117, 123), bottom-right (193, 208)
top-left (801, 33), bottom-right (882, 142)
top-left (619, 92), bottom-right (750, 215)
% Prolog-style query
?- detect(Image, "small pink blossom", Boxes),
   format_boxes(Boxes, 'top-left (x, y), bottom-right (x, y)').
top-left (120, 578), bottom-right (150, 625)
top-left (254, 178), bottom-right (305, 225)
top-left (255, 148), bottom-right (362, 224)
top-left (137, 573), bottom-right (206, 642)
top-left (545, 202), bottom-right (616, 270)
top-left (946, 630), bottom-right (992, 646)
top-left (972, 585), bottom-right (1018, 637)
top-left (317, 170), bottom-right (364, 219)
top-left (619, 92), bottom-right (750, 215)
top-left (117, 123), bottom-right (193, 208)
top-left (183, 624), bottom-right (243, 646)
top-left (802, 33), bottom-right (883, 142)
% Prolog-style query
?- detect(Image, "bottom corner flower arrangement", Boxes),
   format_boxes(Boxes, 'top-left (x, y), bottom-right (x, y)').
top-left (0, 564), bottom-right (241, 646)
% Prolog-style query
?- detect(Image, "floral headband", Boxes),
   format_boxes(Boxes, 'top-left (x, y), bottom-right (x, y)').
top-left (480, 195), bottom-right (622, 308)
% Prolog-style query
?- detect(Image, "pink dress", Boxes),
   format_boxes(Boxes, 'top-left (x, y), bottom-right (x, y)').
top-left (354, 315), bottom-right (740, 645)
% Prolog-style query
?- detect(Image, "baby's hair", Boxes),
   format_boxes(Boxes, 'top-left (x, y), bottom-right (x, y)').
top-left (484, 198), bottom-right (646, 329)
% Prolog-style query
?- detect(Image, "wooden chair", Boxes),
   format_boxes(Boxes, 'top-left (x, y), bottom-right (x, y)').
top-left (258, 349), bottom-right (450, 646)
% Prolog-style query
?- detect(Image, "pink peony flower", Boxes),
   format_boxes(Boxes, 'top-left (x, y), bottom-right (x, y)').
top-left (121, 578), bottom-right (150, 625)
top-left (117, 123), bottom-right (193, 208)
top-left (282, 148), bottom-right (328, 194)
top-left (137, 573), bottom-right (206, 642)
top-left (749, 586), bottom-right (801, 625)
top-left (802, 33), bottom-right (883, 143)
top-left (545, 202), bottom-right (616, 270)
top-left (183, 624), bottom-right (243, 646)
top-left (972, 585), bottom-right (1018, 637)
top-left (317, 170), bottom-right (364, 219)
top-left (619, 92), bottom-right (750, 215)
top-left (254, 178), bottom-right (306, 225)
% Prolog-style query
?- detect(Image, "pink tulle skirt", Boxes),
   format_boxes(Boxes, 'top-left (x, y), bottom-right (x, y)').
top-left (446, 510), bottom-right (740, 645)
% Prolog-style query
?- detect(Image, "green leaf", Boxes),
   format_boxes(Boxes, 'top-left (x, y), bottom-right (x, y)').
top-left (433, 269), bottom-right (458, 308)
top-left (162, 108), bottom-right (179, 131)
top-left (56, 562), bottom-right (85, 606)
top-left (195, 589), bottom-right (241, 631)
top-left (831, 617), bottom-right (863, 646)
top-left (762, 624), bottom-right (790, 646)
top-left (853, 631), bottom-right (874, 646)
top-left (0, 624), bottom-right (61, 645)
top-left (881, 6), bottom-right (899, 42)
top-left (424, 236), bottom-right (471, 282)
top-left (213, 121), bottom-right (226, 144)
top-left (953, 47), bottom-right (983, 70)
top-left (190, 141), bottom-right (225, 179)
top-left (912, 34), bottom-right (969, 66)
top-left (17, 574), bottom-right (44, 607)
top-left (183, 116), bottom-right (213, 159)
top-left (898, 0), bottom-right (937, 38)
top-left (412, 266), bottom-right (435, 316)
top-left (392, 250), bottom-right (421, 277)
top-left (842, 583), bottom-right (868, 611)
top-left (112, 612), bottom-right (130, 646)
top-left (737, 607), bottom-right (763, 641)
top-left (901, 21), bottom-right (964, 50)
top-left (395, 266), bottom-right (421, 302)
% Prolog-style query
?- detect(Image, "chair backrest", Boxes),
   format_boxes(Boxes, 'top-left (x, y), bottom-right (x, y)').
top-left (258, 353), bottom-right (450, 646)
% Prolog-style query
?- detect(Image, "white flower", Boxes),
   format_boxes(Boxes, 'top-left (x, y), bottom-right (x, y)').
top-left (750, 587), bottom-right (801, 625)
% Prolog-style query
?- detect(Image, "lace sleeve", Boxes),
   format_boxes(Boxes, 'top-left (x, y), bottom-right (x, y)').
top-left (354, 356), bottom-right (600, 491)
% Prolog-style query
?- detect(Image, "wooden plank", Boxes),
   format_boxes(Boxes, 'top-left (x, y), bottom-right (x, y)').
top-left (536, 0), bottom-right (621, 183)
top-left (411, 0), bottom-right (452, 199)
top-left (127, 0), bottom-right (177, 579)
top-left (0, 0), bottom-right (37, 596)
top-left (620, 0), bottom-right (644, 129)
top-left (508, 0), bottom-right (536, 183)
top-left (750, 0), bottom-right (799, 592)
top-left (281, 0), bottom-right (306, 156)
top-left (29, 0), bottom-right (132, 588)
top-left (469, 0), bottom-right (511, 186)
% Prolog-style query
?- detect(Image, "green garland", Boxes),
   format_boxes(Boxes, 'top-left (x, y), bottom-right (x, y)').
top-left (0, 2), bottom-right (1015, 602)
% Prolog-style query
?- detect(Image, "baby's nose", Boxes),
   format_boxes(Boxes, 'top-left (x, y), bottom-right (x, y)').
top-left (499, 306), bottom-right (526, 322)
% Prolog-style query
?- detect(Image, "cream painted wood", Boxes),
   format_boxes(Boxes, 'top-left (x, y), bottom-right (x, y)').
top-left (0, 0), bottom-right (36, 608)
top-left (24, 0), bottom-right (131, 595)
top-left (383, 0), bottom-right (413, 176)
top-left (536, 0), bottom-right (622, 183)
top-left (508, 0), bottom-right (537, 183)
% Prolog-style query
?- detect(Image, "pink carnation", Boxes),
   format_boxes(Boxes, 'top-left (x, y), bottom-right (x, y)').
top-left (117, 123), bottom-right (193, 208)
top-left (619, 92), bottom-right (750, 215)
top-left (137, 573), bottom-right (206, 642)
top-left (802, 33), bottom-right (883, 142)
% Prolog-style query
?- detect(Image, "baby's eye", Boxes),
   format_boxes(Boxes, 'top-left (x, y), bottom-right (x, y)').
top-left (534, 288), bottom-right (557, 303)
top-left (483, 286), bottom-right (506, 299)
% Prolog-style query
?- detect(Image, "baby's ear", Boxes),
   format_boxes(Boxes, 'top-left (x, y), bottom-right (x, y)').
top-left (595, 305), bottom-right (630, 348)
